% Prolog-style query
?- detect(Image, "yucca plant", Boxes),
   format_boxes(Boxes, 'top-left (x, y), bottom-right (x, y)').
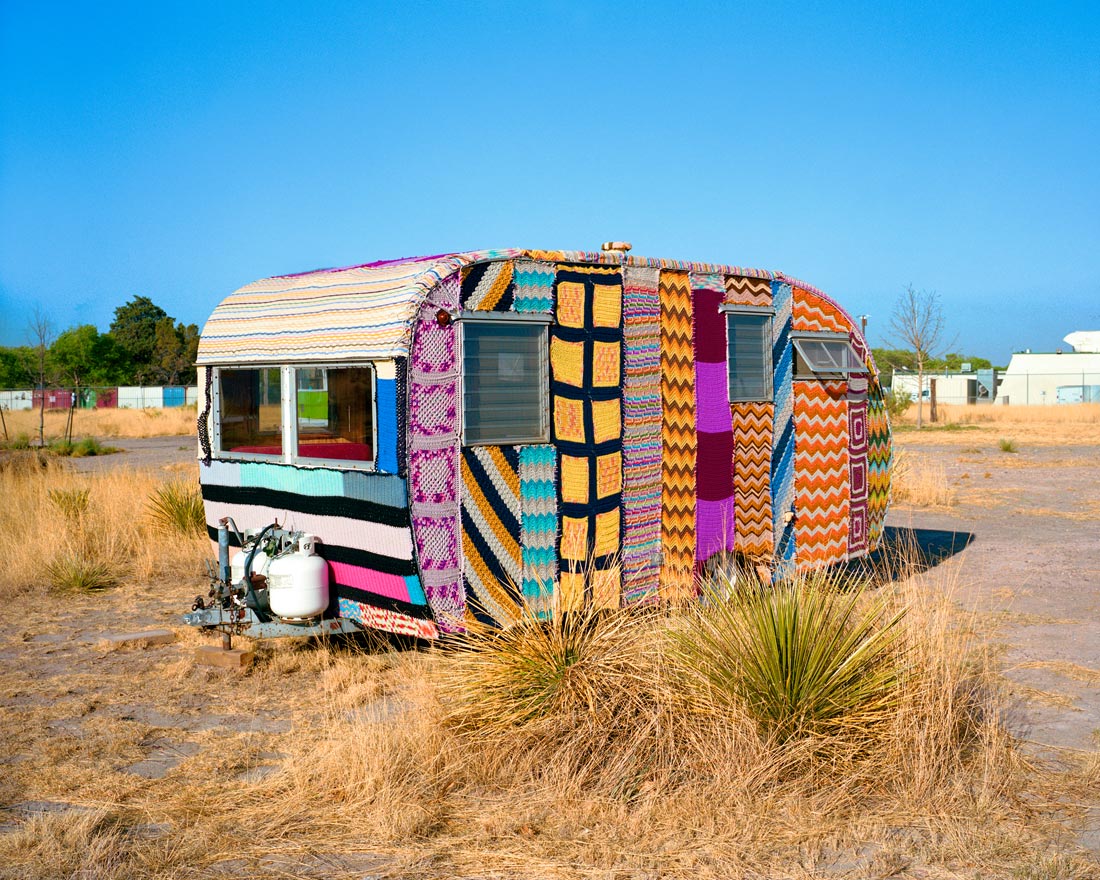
top-left (48, 487), bottom-right (90, 521)
top-left (146, 480), bottom-right (205, 536)
top-left (674, 571), bottom-right (908, 742)
top-left (45, 550), bottom-right (118, 593)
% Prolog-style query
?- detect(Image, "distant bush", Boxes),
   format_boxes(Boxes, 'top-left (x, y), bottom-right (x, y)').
top-left (998, 437), bottom-right (1019, 453)
top-left (885, 389), bottom-right (912, 419)
top-left (47, 437), bottom-right (118, 458)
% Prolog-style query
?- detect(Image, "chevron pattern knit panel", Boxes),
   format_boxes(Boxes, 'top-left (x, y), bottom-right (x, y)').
top-left (732, 401), bottom-right (774, 558)
top-left (659, 269), bottom-right (697, 599)
top-left (724, 275), bottom-right (773, 307)
top-left (461, 260), bottom-right (515, 311)
top-left (692, 273), bottom-right (736, 564)
top-left (866, 390), bottom-right (891, 549)
top-left (461, 445), bottom-right (524, 626)
top-left (848, 400), bottom-right (869, 555)
top-left (771, 281), bottom-right (797, 579)
top-left (408, 272), bottom-right (464, 631)
top-left (519, 444), bottom-right (558, 613)
top-left (793, 379), bottom-right (850, 569)
top-left (513, 259), bottom-right (556, 313)
top-left (620, 266), bottom-right (662, 604)
top-left (792, 287), bottom-right (847, 333)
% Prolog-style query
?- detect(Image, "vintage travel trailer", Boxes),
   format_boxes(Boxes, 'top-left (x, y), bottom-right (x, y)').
top-left (187, 247), bottom-right (892, 642)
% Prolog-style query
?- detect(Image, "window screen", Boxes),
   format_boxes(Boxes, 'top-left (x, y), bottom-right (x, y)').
top-left (218, 367), bottom-right (283, 456)
top-left (296, 366), bottom-right (374, 463)
top-left (463, 321), bottom-right (548, 445)
top-left (792, 334), bottom-right (865, 377)
top-left (726, 312), bottom-right (772, 402)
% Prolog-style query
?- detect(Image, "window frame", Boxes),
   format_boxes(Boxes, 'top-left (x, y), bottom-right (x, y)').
top-left (790, 331), bottom-right (866, 380)
top-left (459, 312), bottom-right (551, 447)
top-left (211, 363), bottom-right (379, 470)
top-left (720, 304), bottom-right (774, 403)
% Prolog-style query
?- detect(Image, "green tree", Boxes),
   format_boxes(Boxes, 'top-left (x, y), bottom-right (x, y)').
top-left (151, 318), bottom-right (199, 385)
top-left (50, 325), bottom-right (131, 387)
top-left (0, 346), bottom-right (34, 388)
top-left (109, 295), bottom-right (168, 381)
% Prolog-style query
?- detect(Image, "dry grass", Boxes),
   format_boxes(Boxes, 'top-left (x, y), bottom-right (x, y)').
top-left (0, 465), bottom-right (1096, 878)
top-left (893, 403), bottom-right (1100, 447)
top-left (2, 405), bottom-right (197, 441)
top-left (890, 447), bottom-right (958, 507)
top-left (0, 453), bottom-right (208, 600)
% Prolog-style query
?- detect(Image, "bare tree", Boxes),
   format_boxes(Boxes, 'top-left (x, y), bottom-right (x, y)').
top-left (889, 286), bottom-right (947, 429)
top-left (27, 307), bottom-right (54, 448)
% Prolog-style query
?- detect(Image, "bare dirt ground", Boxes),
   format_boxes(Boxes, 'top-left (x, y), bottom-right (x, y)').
top-left (2, 430), bottom-right (1099, 875)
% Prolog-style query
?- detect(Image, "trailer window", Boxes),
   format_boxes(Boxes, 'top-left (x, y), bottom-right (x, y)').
top-left (295, 366), bottom-right (375, 463)
top-left (726, 311), bottom-right (773, 402)
top-left (463, 321), bottom-right (548, 445)
top-left (217, 367), bottom-right (283, 456)
top-left (792, 332), bottom-right (865, 378)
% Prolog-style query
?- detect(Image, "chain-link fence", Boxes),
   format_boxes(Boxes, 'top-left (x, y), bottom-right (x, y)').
top-left (0, 385), bottom-right (199, 411)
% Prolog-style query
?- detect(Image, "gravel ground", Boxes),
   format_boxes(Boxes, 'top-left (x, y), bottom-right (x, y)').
top-left (66, 436), bottom-right (198, 474)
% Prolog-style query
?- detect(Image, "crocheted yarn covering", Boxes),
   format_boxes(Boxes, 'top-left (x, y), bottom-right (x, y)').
top-left (793, 286), bottom-right (848, 334)
top-left (620, 266), bottom-right (662, 604)
top-left (518, 444), bottom-right (558, 611)
top-left (551, 264), bottom-right (624, 610)
top-left (732, 402), bottom-right (774, 559)
top-left (462, 260), bottom-right (515, 311)
top-left (793, 378), bottom-right (850, 570)
top-left (724, 275), bottom-right (773, 308)
top-left (460, 445), bottom-right (523, 625)
top-left (866, 391), bottom-right (891, 548)
top-left (407, 272), bottom-right (463, 631)
top-left (659, 270), bottom-right (697, 599)
top-left (512, 259), bottom-right (555, 313)
top-left (847, 399), bottom-right (869, 555)
top-left (374, 359), bottom-right (399, 474)
top-left (692, 273), bottom-right (736, 564)
top-left (198, 459), bottom-right (436, 638)
top-left (771, 281), bottom-right (797, 578)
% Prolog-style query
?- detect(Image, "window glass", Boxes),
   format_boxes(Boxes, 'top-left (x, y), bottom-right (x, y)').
top-left (726, 312), bottom-right (772, 401)
top-left (296, 366), bottom-right (374, 463)
top-left (218, 367), bottom-right (283, 455)
top-left (463, 322), bottom-right (547, 445)
top-left (792, 336), bottom-right (865, 376)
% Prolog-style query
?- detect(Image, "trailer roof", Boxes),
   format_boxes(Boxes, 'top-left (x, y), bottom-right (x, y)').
top-left (196, 248), bottom-right (828, 365)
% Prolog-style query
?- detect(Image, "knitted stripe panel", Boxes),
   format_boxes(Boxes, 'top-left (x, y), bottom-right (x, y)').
top-left (519, 444), bottom-right (558, 612)
top-left (620, 266), bottom-right (662, 605)
top-left (771, 281), bottom-right (797, 579)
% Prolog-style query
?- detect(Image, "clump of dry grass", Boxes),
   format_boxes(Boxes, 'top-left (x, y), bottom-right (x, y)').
top-left (146, 479), bottom-right (205, 536)
top-left (2, 405), bottom-right (197, 441)
top-left (891, 447), bottom-right (958, 506)
top-left (0, 457), bottom-right (208, 600)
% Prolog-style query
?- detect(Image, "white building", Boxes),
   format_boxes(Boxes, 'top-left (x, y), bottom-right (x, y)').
top-left (891, 371), bottom-right (979, 405)
top-left (994, 335), bottom-right (1100, 405)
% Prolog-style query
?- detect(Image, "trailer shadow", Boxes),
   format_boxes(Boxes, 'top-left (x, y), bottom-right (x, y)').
top-left (846, 524), bottom-right (975, 583)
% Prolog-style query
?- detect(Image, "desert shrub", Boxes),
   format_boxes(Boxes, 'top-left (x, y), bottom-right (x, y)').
top-left (45, 550), bottom-right (119, 593)
top-left (885, 388), bottom-right (912, 418)
top-left (999, 437), bottom-right (1019, 453)
top-left (890, 448), bottom-right (957, 506)
top-left (673, 572), bottom-right (907, 742)
top-left (1, 432), bottom-right (32, 450)
top-left (48, 487), bottom-right (91, 521)
top-left (146, 479), bottom-right (205, 536)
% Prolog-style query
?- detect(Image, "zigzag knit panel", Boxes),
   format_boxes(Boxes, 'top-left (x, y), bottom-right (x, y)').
top-left (732, 402), bottom-right (774, 558)
top-left (724, 275), bottom-right (773, 307)
top-left (461, 260), bottom-right (515, 311)
top-left (620, 266), bottom-right (662, 604)
top-left (848, 400), bottom-right (869, 556)
top-left (461, 445), bottom-right (523, 626)
top-left (691, 275), bottom-right (736, 563)
top-left (513, 259), bottom-right (556, 314)
top-left (518, 444), bottom-right (558, 613)
top-left (659, 269), bottom-right (697, 599)
top-left (792, 287), bottom-right (847, 333)
top-left (408, 272), bottom-right (464, 631)
top-left (771, 281), bottom-right (797, 578)
top-left (866, 390), bottom-right (891, 549)
top-left (793, 380), bottom-right (850, 570)
top-left (552, 264), bottom-right (624, 610)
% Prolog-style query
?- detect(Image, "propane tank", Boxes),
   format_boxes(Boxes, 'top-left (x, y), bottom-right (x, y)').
top-left (230, 547), bottom-right (271, 585)
top-left (267, 534), bottom-right (329, 618)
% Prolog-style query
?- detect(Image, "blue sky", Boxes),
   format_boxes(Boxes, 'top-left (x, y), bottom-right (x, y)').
top-left (1, 1), bottom-right (1097, 363)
